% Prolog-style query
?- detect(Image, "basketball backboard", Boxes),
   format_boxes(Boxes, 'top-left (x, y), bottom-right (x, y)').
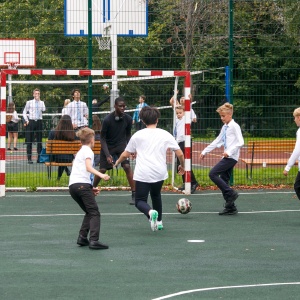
top-left (0, 39), bottom-right (36, 68)
top-left (64, 0), bottom-right (148, 37)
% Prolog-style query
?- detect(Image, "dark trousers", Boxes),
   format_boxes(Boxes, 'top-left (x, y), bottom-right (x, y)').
top-left (294, 171), bottom-right (300, 200)
top-left (135, 180), bottom-right (164, 222)
top-left (209, 157), bottom-right (237, 201)
top-left (26, 119), bottom-right (43, 160)
top-left (177, 141), bottom-right (198, 185)
top-left (69, 183), bottom-right (101, 241)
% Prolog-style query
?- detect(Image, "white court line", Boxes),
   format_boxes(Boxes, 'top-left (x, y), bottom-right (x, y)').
top-left (152, 282), bottom-right (300, 300)
top-left (1, 209), bottom-right (300, 218)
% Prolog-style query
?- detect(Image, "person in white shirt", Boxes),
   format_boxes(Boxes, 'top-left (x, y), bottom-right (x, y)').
top-left (61, 99), bottom-right (70, 115)
top-left (283, 107), bottom-right (300, 200)
top-left (69, 127), bottom-right (110, 250)
top-left (6, 102), bottom-right (20, 151)
top-left (174, 106), bottom-right (199, 193)
top-left (64, 89), bottom-right (88, 130)
top-left (22, 88), bottom-right (46, 164)
top-left (114, 106), bottom-right (185, 232)
top-left (200, 103), bottom-right (244, 215)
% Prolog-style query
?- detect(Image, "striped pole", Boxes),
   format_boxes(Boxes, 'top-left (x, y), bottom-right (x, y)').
top-left (184, 72), bottom-right (191, 195)
top-left (0, 72), bottom-right (6, 197)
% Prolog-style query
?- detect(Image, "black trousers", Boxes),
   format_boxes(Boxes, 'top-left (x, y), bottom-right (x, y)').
top-left (294, 171), bottom-right (300, 200)
top-left (177, 141), bottom-right (198, 185)
top-left (209, 157), bottom-right (237, 201)
top-left (26, 119), bottom-right (43, 159)
top-left (69, 183), bottom-right (101, 241)
top-left (135, 180), bottom-right (164, 222)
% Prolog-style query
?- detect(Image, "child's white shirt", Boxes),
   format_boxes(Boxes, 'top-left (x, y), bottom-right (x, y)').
top-left (69, 145), bottom-right (94, 185)
top-left (285, 128), bottom-right (300, 172)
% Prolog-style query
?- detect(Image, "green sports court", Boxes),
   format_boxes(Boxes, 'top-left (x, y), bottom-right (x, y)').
top-left (1, 189), bottom-right (300, 299)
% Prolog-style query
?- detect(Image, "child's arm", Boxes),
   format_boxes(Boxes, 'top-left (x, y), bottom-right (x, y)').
top-left (114, 150), bottom-right (131, 167)
top-left (283, 130), bottom-right (300, 176)
top-left (174, 149), bottom-right (185, 175)
top-left (85, 158), bottom-right (110, 181)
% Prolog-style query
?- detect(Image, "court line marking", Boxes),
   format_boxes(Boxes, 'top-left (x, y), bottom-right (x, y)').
top-left (1, 209), bottom-right (300, 217)
top-left (152, 282), bottom-right (300, 300)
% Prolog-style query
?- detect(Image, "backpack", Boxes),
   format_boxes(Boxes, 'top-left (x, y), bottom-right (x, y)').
top-left (6, 115), bottom-right (12, 123)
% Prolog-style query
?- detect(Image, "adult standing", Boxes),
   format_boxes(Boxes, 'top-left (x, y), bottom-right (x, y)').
top-left (93, 97), bottom-right (135, 204)
top-left (64, 89), bottom-right (88, 131)
top-left (22, 88), bottom-right (46, 164)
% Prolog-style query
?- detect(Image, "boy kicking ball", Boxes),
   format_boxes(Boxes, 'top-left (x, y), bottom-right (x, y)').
top-left (69, 128), bottom-right (110, 249)
top-left (200, 103), bottom-right (244, 215)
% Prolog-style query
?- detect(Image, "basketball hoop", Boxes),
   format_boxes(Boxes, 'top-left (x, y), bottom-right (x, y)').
top-left (95, 36), bottom-right (111, 51)
top-left (95, 25), bottom-right (111, 51)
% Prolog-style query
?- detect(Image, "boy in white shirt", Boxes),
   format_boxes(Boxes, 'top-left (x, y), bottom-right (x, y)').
top-left (114, 106), bottom-right (185, 231)
top-left (69, 127), bottom-right (110, 249)
top-left (283, 107), bottom-right (300, 200)
top-left (200, 103), bottom-right (244, 215)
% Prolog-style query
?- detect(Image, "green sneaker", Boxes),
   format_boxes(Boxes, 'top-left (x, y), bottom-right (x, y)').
top-left (157, 221), bottom-right (163, 230)
top-left (149, 210), bottom-right (158, 231)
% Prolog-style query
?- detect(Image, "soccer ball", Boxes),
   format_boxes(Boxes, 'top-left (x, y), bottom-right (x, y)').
top-left (176, 198), bottom-right (192, 214)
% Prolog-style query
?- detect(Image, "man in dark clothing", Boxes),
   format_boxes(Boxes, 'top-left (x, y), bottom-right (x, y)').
top-left (93, 97), bottom-right (135, 204)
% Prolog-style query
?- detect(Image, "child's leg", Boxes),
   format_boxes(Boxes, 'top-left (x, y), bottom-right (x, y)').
top-left (209, 158), bottom-right (237, 200)
top-left (294, 172), bottom-right (300, 200)
top-left (13, 132), bottom-right (18, 148)
top-left (69, 183), bottom-right (100, 241)
top-left (149, 180), bottom-right (164, 221)
top-left (135, 181), bottom-right (151, 217)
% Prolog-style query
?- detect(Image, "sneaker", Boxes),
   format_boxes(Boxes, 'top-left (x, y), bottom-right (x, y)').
top-left (191, 183), bottom-right (199, 194)
top-left (219, 205), bottom-right (238, 215)
top-left (7, 148), bottom-right (11, 151)
top-left (129, 191), bottom-right (135, 205)
top-left (157, 221), bottom-right (164, 230)
top-left (226, 191), bottom-right (239, 208)
top-left (149, 209), bottom-right (158, 231)
top-left (13, 147), bottom-right (18, 151)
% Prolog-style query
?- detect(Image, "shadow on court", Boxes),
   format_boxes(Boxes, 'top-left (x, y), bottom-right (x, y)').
top-left (1, 190), bottom-right (300, 299)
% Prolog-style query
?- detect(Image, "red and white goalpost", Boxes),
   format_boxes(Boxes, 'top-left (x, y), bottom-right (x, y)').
top-left (0, 69), bottom-right (192, 197)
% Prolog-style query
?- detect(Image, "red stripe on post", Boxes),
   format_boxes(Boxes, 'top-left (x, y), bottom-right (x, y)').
top-left (185, 171), bottom-right (191, 182)
top-left (103, 70), bottom-right (115, 76)
top-left (0, 125), bottom-right (6, 136)
top-left (127, 70), bottom-right (139, 76)
top-left (151, 70), bottom-right (163, 76)
top-left (185, 147), bottom-right (191, 159)
top-left (1, 99), bottom-right (6, 112)
top-left (55, 70), bottom-right (68, 76)
top-left (185, 123), bottom-right (191, 135)
top-left (79, 70), bottom-right (91, 76)
top-left (0, 173), bottom-right (5, 185)
top-left (0, 148), bottom-right (5, 160)
top-left (31, 70), bottom-right (43, 75)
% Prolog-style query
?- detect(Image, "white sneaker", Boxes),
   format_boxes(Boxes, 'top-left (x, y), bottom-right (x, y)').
top-left (149, 210), bottom-right (158, 231)
top-left (157, 221), bottom-right (163, 230)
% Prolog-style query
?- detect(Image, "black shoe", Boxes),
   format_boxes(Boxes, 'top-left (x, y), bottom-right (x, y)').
top-left (89, 240), bottom-right (109, 250)
top-left (191, 183), bottom-right (199, 194)
top-left (28, 160), bottom-right (33, 164)
top-left (13, 148), bottom-right (18, 151)
top-left (7, 148), bottom-right (11, 151)
top-left (77, 235), bottom-right (89, 246)
top-left (219, 205), bottom-right (238, 215)
top-left (129, 191), bottom-right (135, 205)
top-left (178, 184), bottom-right (185, 191)
top-left (36, 160), bottom-right (43, 163)
top-left (226, 191), bottom-right (239, 208)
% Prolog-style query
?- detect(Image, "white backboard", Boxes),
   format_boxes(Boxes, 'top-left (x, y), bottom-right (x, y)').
top-left (64, 0), bottom-right (148, 37)
top-left (0, 39), bottom-right (36, 67)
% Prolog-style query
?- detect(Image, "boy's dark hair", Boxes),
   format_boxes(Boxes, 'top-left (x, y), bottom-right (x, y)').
top-left (71, 88), bottom-right (80, 97)
top-left (115, 97), bottom-right (125, 105)
top-left (139, 106), bottom-right (160, 125)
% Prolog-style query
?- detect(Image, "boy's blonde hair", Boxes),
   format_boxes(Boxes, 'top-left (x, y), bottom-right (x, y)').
top-left (76, 127), bottom-right (95, 145)
top-left (293, 107), bottom-right (300, 117)
top-left (216, 103), bottom-right (233, 115)
top-left (176, 105), bottom-right (185, 111)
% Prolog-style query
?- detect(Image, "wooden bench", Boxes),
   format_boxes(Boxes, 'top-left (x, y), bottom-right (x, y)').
top-left (241, 140), bottom-right (296, 179)
top-left (45, 140), bottom-right (101, 179)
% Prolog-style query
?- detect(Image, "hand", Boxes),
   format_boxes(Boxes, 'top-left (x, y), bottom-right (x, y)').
top-left (283, 170), bottom-right (288, 177)
top-left (130, 153), bottom-right (136, 160)
top-left (101, 174), bottom-right (110, 181)
top-left (92, 187), bottom-right (100, 196)
top-left (200, 154), bottom-right (205, 159)
top-left (178, 165), bottom-right (185, 175)
top-left (223, 152), bottom-right (229, 158)
top-left (107, 155), bottom-right (113, 165)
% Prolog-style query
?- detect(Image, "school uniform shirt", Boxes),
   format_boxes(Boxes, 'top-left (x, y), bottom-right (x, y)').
top-left (125, 128), bottom-right (180, 182)
top-left (69, 145), bottom-right (94, 186)
top-left (64, 100), bottom-right (88, 127)
top-left (22, 99), bottom-right (46, 122)
top-left (284, 127), bottom-right (300, 172)
top-left (11, 111), bottom-right (19, 123)
top-left (201, 119), bottom-right (244, 161)
top-left (174, 117), bottom-right (185, 143)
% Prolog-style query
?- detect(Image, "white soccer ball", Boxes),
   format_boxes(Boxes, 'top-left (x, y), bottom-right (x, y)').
top-left (176, 198), bottom-right (192, 214)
